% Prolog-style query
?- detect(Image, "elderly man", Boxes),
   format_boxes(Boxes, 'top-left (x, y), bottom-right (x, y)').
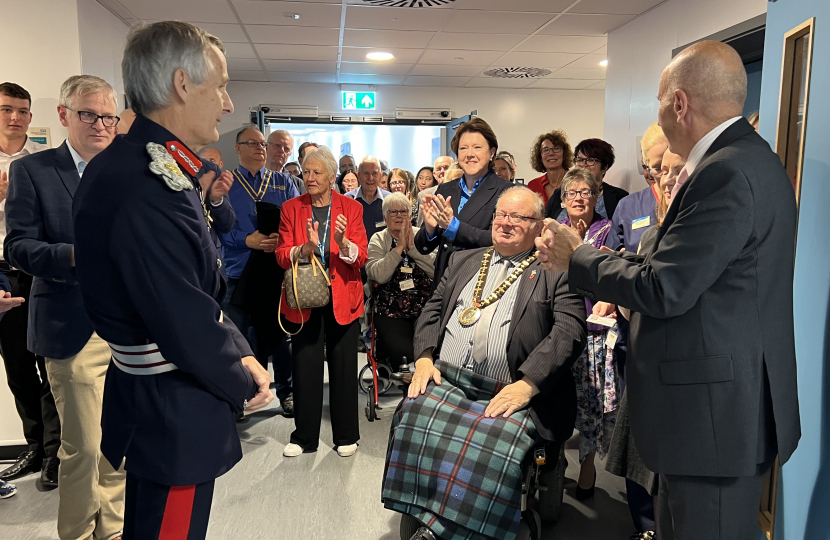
top-left (0, 81), bottom-right (60, 490)
top-left (345, 156), bottom-right (391, 242)
top-left (199, 146), bottom-right (224, 169)
top-left (339, 153), bottom-right (355, 175)
top-left (385, 186), bottom-right (586, 540)
top-left (72, 21), bottom-right (273, 537)
top-left (415, 156), bottom-right (454, 227)
top-left (537, 41), bottom-right (800, 540)
top-left (267, 128), bottom-right (305, 194)
top-left (7, 75), bottom-right (125, 539)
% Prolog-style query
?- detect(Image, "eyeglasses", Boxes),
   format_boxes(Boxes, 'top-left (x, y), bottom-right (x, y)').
top-left (64, 107), bottom-right (119, 127)
top-left (563, 189), bottom-right (596, 200)
top-left (267, 142), bottom-right (291, 153)
top-left (575, 157), bottom-right (601, 166)
top-left (239, 141), bottom-right (267, 149)
top-left (493, 211), bottom-right (540, 225)
top-left (541, 146), bottom-right (563, 155)
top-left (387, 209), bottom-right (410, 217)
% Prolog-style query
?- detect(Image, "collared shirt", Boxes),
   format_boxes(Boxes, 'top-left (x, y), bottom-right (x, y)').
top-left (65, 140), bottom-right (87, 176)
top-left (346, 186), bottom-right (391, 243)
top-left (220, 164), bottom-right (300, 279)
top-left (0, 136), bottom-right (47, 258)
top-left (439, 247), bottom-right (535, 383)
top-left (346, 186), bottom-right (389, 203)
top-left (671, 116), bottom-right (742, 203)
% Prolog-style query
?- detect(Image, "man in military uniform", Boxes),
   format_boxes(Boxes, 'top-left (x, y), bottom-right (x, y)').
top-left (72, 21), bottom-right (273, 538)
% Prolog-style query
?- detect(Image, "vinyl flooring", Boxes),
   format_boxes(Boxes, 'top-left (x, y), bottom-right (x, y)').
top-left (0, 354), bottom-right (634, 540)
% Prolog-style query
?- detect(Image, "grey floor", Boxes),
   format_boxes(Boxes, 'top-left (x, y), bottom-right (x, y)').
top-left (0, 354), bottom-right (634, 539)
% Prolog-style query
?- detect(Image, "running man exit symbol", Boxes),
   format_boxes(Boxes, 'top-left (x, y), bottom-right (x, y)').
top-left (342, 91), bottom-right (376, 110)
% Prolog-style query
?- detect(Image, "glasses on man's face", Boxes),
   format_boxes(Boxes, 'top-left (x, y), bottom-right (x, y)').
top-left (65, 107), bottom-right (119, 127)
top-left (575, 157), bottom-right (601, 166)
top-left (268, 143), bottom-right (291, 154)
top-left (541, 146), bottom-right (563, 155)
top-left (239, 141), bottom-right (267, 149)
top-left (493, 211), bottom-right (540, 225)
top-left (387, 209), bottom-right (410, 217)
top-left (563, 189), bottom-right (595, 200)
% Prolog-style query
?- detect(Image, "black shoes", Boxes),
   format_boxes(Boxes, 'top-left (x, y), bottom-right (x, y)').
top-left (40, 457), bottom-right (59, 489)
top-left (281, 395), bottom-right (294, 418)
top-left (575, 470), bottom-right (596, 501)
top-left (0, 451), bottom-right (41, 481)
top-left (409, 527), bottom-right (437, 540)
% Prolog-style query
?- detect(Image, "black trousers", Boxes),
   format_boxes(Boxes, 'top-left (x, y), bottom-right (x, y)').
top-left (251, 312), bottom-right (293, 402)
top-left (373, 315), bottom-right (416, 369)
top-left (658, 463), bottom-right (770, 540)
top-left (289, 302), bottom-right (359, 450)
top-left (123, 472), bottom-right (214, 540)
top-left (627, 478), bottom-right (656, 533)
top-left (0, 270), bottom-right (60, 458)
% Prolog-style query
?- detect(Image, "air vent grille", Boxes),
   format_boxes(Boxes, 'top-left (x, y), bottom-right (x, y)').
top-left (360, 0), bottom-right (455, 7)
top-left (483, 67), bottom-right (552, 79)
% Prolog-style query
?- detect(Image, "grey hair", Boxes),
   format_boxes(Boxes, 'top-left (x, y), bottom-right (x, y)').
top-left (268, 129), bottom-right (293, 143)
top-left (123, 21), bottom-right (224, 116)
top-left (59, 75), bottom-right (116, 109)
top-left (358, 155), bottom-right (381, 172)
top-left (747, 110), bottom-right (759, 126)
top-left (382, 192), bottom-right (412, 218)
top-left (302, 146), bottom-right (338, 180)
top-left (497, 186), bottom-right (544, 220)
top-left (560, 167), bottom-right (600, 198)
top-left (339, 154), bottom-right (355, 163)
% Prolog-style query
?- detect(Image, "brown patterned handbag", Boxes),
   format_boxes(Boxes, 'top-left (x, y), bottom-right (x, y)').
top-left (279, 253), bottom-right (331, 335)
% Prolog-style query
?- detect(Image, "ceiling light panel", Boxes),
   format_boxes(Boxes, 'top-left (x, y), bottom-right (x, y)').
top-left (233, 1), bottom-right (343, 26)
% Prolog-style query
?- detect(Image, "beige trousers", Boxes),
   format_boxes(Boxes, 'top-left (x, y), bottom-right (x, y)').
top-left (46, 333), bottom-right (125, 540)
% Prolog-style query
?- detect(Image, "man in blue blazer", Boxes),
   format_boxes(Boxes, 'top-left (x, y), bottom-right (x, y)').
top-left (5, 75), bottom-right (126, 540)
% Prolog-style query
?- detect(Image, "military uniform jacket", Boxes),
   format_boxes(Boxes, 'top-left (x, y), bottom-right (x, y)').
top-left (72, 115), bottom-right (257, 486)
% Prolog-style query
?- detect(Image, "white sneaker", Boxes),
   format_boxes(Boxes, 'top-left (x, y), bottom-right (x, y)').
top-left (283, 443), bottom-right (304, 457)
top-left (336, 443), bottom-right (358, 457)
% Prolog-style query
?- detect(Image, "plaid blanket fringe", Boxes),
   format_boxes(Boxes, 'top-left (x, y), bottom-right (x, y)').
top-left (381, 360), bottom-right (537, 540)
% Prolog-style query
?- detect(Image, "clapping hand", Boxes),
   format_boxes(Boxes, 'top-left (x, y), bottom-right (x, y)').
top-left (0, 171), bottom-right (8, 203)
top-left (430, 194), bottom-right (454, 229)
top-left (302, 218), bottom-right (320, 258)
top-left (420, 194), bottom-right (439, 233)
top-left (333, 214), bottom-right (349, 251)
top-left (535, 219), bottom-right (583, 273)
top-left (209, 170), bottom-right (234, 203)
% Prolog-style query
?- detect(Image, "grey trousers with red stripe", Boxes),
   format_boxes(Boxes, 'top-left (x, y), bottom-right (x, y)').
top-left (123, 473), bottom-right (214, 540)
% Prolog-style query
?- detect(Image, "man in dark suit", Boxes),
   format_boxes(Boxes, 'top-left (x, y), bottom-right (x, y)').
top-left (537, 41), bottom-right (800, 540)
top-left (415, 118), bottom-right (511, 286)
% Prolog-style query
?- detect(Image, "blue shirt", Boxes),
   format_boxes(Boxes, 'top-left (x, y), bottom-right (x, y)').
top-left (220, 165), bottom-right (300, 278)
top-left (440, 174), bottom-right (484, 241)
top-left (603, 186), bottom-right (659, 252)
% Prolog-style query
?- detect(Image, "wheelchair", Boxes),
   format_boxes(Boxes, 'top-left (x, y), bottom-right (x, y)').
top-left (398, 437), bottom-right (568, 540)
top-left (358, 309), bottom-right (413, 422)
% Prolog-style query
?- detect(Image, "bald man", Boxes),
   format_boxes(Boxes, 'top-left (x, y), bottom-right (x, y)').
top-left (537, 41), bottom-right (799, 540)
top-left (199, 147), bottom-right (224, 169)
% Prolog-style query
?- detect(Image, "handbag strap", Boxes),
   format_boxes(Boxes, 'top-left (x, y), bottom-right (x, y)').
top-left (278, 250), bottom-right (331, 336)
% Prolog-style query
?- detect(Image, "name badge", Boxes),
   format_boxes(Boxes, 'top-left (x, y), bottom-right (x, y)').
top-left (375, 221), bottom-right (386, 229)
top-left (400, 267), bottom-right (413, 274)
top-left (587, 314), bottom-right (617, 327)
top-left (606, 329), bottom-right (619, 350)
top-left (632, 216), bottom-right (650, 230)
top-left (399, 279), bottom-right (415, 291)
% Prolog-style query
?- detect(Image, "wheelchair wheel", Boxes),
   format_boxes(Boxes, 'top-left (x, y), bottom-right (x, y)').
top-left (399, 514), bottom-right (422, 540)
top-left (516, 509), bottom-right (541, 540)
top-left (358, 363), bottom-right (392, 395)
top-left (538, 446), bottom-right (566, 523)
top-left (365, 391), bottom-right (377, 422)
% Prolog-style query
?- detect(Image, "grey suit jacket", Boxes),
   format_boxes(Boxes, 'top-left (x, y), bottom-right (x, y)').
top-left (5, 142), bottom-right (94, 358)
top-left (414, 247), bottom-right (587, 442)
top-left (568, 119), bottom-right (800, 477)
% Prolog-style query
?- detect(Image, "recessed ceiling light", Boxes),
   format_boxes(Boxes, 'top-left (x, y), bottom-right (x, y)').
top-left (284, 12), bottom-right (300, 19)
top-left (599, 59), bottom-right (608, 67)
top-left (366, 52), bottom-right (394, 61)
top-left (455, 57), bottom-right (465, 60)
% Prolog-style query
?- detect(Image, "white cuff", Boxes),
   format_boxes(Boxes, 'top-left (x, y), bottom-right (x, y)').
top-left (210, 196), bottom-right (224, 207)
top-left (338, 242), bottom-right (359, 264)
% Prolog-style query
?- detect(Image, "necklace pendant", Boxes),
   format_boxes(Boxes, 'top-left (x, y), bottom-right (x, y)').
top-left (459, 306), bottom-right (481, 326)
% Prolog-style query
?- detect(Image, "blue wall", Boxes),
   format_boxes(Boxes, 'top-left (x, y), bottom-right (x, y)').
top-left (758, 1), bottom-right (830, 538)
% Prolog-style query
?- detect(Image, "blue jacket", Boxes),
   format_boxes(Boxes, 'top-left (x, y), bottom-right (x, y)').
top-left (72, 115), bottom-right (256, 486)
top-left (5, 142), bottom-right (95, 359)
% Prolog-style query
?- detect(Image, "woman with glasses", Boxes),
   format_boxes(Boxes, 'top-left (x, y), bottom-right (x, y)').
top-left (527, 130), bottom-right (573, 205)
top-left (366, 193), bottom-right (435, 371)
top-left (337, 168), bottom-right (359, 194)
top-left (558, 167), bottom-right (620, 502)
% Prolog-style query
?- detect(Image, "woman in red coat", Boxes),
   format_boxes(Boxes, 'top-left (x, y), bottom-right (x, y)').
top-left (276, 146), bottom-right (368, 458)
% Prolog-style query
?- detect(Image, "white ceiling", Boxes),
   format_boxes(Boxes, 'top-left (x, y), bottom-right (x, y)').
top-left (97, 0), bottom-right (666, 90)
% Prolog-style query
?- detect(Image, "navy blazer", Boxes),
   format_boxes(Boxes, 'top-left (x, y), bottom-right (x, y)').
top-left (72, 115), bottom-right (257, 486)
top-left (5, 142), bottom-right (95, 359)
top-left (198, 159), bottom-right (235, 288)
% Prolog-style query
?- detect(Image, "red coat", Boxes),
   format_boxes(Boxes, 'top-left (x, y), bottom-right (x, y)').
top-left (276, 192), bottom-right (368, 325)
top-left (527, 173), bottom-right (552, 205)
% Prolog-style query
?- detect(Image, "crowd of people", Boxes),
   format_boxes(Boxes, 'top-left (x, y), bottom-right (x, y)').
top-left (0, 19), bottom-right (798, 540)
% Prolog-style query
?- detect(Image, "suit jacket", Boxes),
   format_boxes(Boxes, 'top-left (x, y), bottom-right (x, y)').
top-left (199, 159), bottom-right (235, 288)
top-left (568, 119), bottom-right (800, 477)
top-left (414, 247), bottom-right (587, 442)
top-left (414, 171), bottom-right (511, 286)
top-left (5, 142), bottom-right (95, 359)
top-left (276, 192), bottom-right (368, 325)
top-left (72, 115), bottom-right (256, 486)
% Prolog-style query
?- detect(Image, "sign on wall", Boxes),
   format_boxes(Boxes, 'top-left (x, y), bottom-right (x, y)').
top-left (27, 127), bottom-right (51, 148)
top-left (342, 91), bottom-right (375, 111)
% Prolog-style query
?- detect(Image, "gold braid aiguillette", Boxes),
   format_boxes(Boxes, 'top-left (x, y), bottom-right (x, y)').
top-left (459, 248), bottom-right (537, 326)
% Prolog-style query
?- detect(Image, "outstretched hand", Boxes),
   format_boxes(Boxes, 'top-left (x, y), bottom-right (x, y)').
top-left (535, 219), bottom-right (582, 273)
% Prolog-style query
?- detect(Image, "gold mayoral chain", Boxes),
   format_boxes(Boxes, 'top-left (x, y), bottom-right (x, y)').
top-left (458, 247), bottom-right (537, 326)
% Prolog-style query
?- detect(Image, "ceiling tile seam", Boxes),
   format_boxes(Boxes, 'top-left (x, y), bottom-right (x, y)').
top-left (400, 2), bottom-right (473, 86)
top-left (95, 0), bottom-right (137, 28)
top-left (224, 0), bottom-right (269, 80)
top-left (604, 0), bottom-right (670, 34)
top-left (335, 0), bottom-right (348, 82)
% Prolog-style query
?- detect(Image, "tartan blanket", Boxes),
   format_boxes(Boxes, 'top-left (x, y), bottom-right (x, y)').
top-left (381, 360), bottom-right (537, 540)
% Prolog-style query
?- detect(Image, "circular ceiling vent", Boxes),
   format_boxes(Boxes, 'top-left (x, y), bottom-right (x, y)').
top-left (360, 0), bottom-right (455, 7)
top-left (483, 67), bottom-right (552, 79)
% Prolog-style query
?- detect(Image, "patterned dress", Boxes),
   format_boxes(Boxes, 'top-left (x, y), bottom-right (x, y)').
top-left (560, 214), bottom-right (620, 463)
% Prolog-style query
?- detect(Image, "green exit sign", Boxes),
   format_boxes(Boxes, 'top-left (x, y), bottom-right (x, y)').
top-left (342, 91), bottom-right (375, 110)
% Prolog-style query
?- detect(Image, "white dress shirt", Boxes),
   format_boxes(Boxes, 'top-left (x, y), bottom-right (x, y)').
top-left (670, 116), bottom-right (742, 203)
top-left (0, 136), bottom-right (48, 258)
top-left (65, 139), bottom-right (87, 177)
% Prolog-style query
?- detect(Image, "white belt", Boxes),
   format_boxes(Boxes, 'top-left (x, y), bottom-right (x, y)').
top-left (109, 312), bottom-right (224, 376)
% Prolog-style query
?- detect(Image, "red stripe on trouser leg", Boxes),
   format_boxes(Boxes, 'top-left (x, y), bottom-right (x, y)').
top-left (158, 485), bottom-right (196, 540)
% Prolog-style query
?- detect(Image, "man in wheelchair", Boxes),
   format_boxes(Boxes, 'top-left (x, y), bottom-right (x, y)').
top-left (381, 187), bottom-right (588, 540)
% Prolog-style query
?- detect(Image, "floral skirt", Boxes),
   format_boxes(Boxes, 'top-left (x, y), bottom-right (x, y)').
top-left (572, 328), bottom-right (621, 463)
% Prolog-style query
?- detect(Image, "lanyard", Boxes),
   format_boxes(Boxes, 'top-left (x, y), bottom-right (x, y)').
top-left (650, 183), bottom-right (660, 202)
top-left (314, 202), bottom-right (332, 266)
